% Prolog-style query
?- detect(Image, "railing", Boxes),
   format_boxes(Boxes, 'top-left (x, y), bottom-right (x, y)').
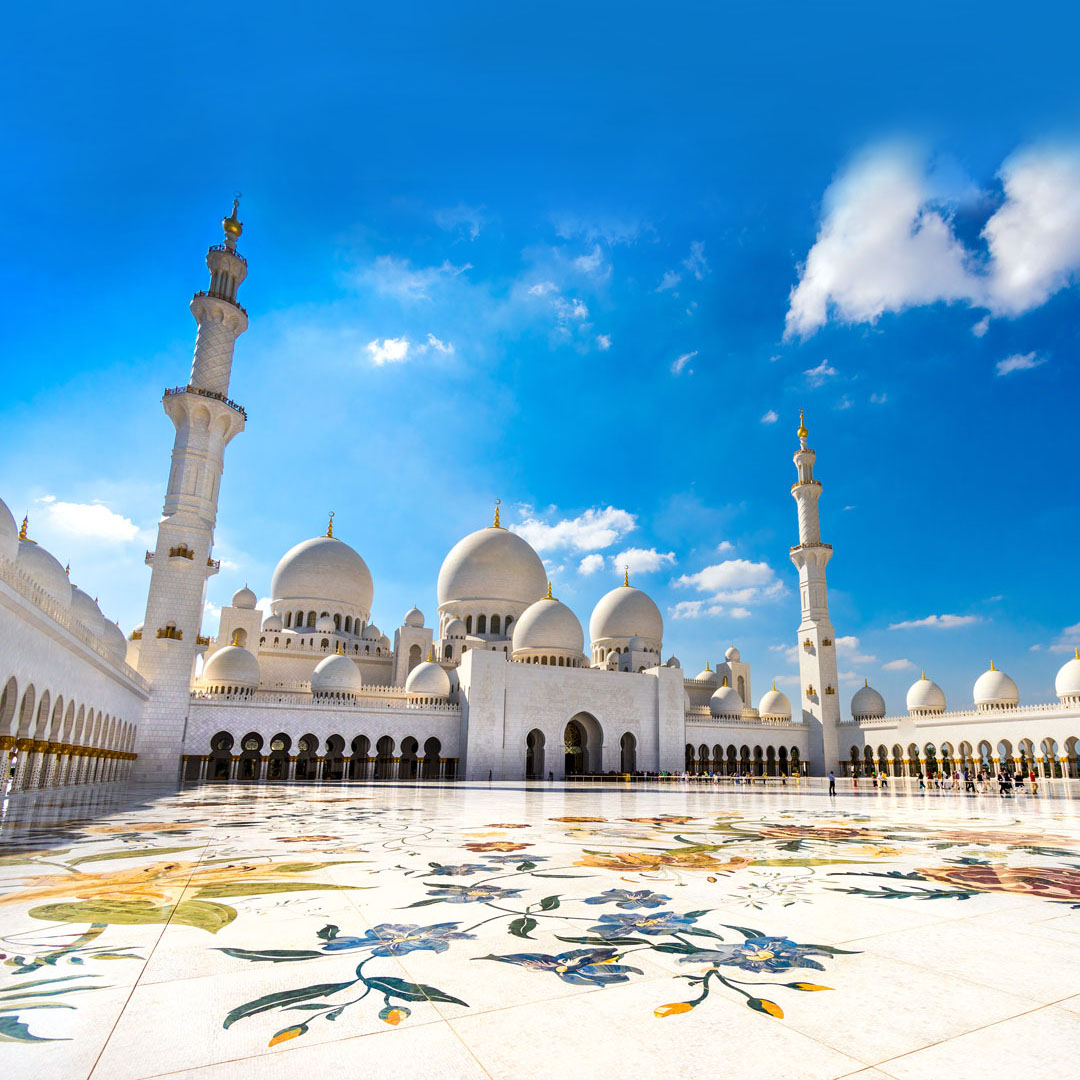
top-left (189, 690), bottom-right (461, 713)
top-left (156, 626), bottom-right (183, 640)
top-left (684, 706), bottom-right (798, 729)
top-left (842, 701), bottom-right (1077, 727)
top-left (195, 635), bottom-right (210, 646)
top-left (207, 558), bottom-right (220, 569)
top-left (790, 541), bottom-right (833, 553)
top-left (0, 554), bottom-right (148, 690)
top-left (169, 545), bottom-right (194, 560)
top-left (191, 289), bottom-right (248, 316)
top-left (163, 384), bottom-right (247, 419)
top-left (208, 243), bottom-right (247, 265)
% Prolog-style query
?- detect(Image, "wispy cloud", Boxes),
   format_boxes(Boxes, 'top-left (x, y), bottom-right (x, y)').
top-left (760, 409), bottom-right (779, 424)
top-left (434, 203), bottom-right (489, 240)
top-left (835, 635), bottom-right (876, 664)
top-left (655, 269), bottom-right (681, 293)
top-left (510, 505), bottom-right (636, 553)
top-left (804, 359), bottom-right (837, 386)
top-left (674, 558), bottom-right (784, 614)
top-left (683, 240), bottom-right (710, 280)
top-left (671, 351), bottom-right (697, 376)
top-left (595, 333), bottom-right (611, 350)
top-left (612, 547), bottom-right (676, 575)
top-left (883, 658), bottom-right (916, 670)
top-left (359, 255), bottom-right (472, 302)
top-left (995, 351), bottom-right (1046, 376)
top-left (36, 496), bottom-right (142, 543)
top-left (889, 613), bottom-right (979, 629)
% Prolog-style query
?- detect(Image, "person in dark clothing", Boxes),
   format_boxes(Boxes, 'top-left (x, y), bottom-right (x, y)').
top-left (828, 770), bottom-right (836, 795)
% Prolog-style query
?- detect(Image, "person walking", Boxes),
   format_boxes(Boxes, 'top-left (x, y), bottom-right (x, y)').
top-left (828, 770), bottom-right (836, 795)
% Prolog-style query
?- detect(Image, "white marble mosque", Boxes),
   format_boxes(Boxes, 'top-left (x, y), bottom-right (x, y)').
top-left (2, 204), bottom-right (1080, 790)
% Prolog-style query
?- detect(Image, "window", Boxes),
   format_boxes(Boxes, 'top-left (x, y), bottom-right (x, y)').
top-left (477, 614), bottom-right (487, 634)
top-left (491, 615), bottom-right (501, 634)
top-left (466, 616), bottom-right (472, 634)
top-left (445, 644), bottom-right (453, 660)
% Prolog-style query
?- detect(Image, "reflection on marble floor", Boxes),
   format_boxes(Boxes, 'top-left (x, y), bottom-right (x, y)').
top-left (3, 781), bottom-right (1080, 1079)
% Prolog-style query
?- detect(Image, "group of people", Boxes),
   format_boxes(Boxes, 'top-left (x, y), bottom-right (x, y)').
top-left (826, 767), bottom-right (1040, 796)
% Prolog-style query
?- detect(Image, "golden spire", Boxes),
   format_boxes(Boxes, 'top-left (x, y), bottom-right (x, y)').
top-left (231, 629), bottom-right (241, 646)
top-left (326, 511), bottom-right (335, 538)
top-left (921, 670), bottom-right (927, 680)
top-left (623, 565), bottom-right (630, 587)
top-left (722, 675), bottom-right (728, 687)
top-left (492, 498), bottom-right (502, 529)
top-left (222, 195), bottom-right (243, 240)
top-left (864, 677), bottom-right (869, 687)
top-left (772, 679), bottom-right (777, 691)
top-left (18, 515), bottom-right (28, 541)
top-left (797, 409), bottom-right (808, 440)
top-left (990, 659), bottom-right (996, 670)
top-left (705, 660), bottom-right (711, 672)
top-left (427, 645), bottom-right (434, 662)
top-left (335, 641), bottom-right (343, 655)
top-left (545, 580), bottom-right (553, 600)
top-left (65, 563), bottom-right (71, 577)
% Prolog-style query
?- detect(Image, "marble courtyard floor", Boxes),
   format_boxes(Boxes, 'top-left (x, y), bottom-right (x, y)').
top-left (3, 781), bottom-right (1080, 1079)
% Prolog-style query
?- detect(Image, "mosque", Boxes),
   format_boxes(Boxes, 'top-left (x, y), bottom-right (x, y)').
top-left (2, 206), bottom-right (1079, 789)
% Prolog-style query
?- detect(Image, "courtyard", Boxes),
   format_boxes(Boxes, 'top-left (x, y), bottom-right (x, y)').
top-left (3, 780), bottom-right (1080, 1079)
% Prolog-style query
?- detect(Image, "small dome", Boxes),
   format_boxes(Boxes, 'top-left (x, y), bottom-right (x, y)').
top-left (589, 583), bottom-right (663, 645)
top-left (362, 623), bottom-right (381, 641)
top-left (512, 595), bottom-right (584, 654)
top-left (262, 612), bottom-right (283, 632)
top-left (1055, 649), bottom-right (1080, 701)
top-left (725, 645), bottom-right (741, 662)
top-left (271, 534), bottom-right (373, 619)
top-left (311, 652), bottom-right (363, 696)
top-left (102, 620), bottom-right (129, 666)
top-left (379, 634), bottom-right (391, 650)
top-left (0, 497), bottom-right (17, 562)
top-left (710, 682), bottom-right (744, 717)
top-left (628, 634), bottom-right (649, 652)
top-left (315, 615), bottom-right (336, 633)
top-left (973, 663), bottom-right (1019, 708)
top-left (17, 539), bottom-right (72, 609)
top-left (70, 586), bottom-right (105, 638)
top-left (759, 686), bottom-right (792, 718)
top-left (906, 674), bottom-right (946, 713)
top-left (203, 644), bottom-right (260, 689)
top-left (232, 585), bottom-right (257, 609)
top-left (406, 659), bottom-right (451, 698)
top-left (404, 606), bottom-right (425, 628)
top-left (665, 656), bottom-right (681, 668)
top-left (851, 681), bottom-right (886, 719)
top-left (445, 617), bottom-right (467, 638)
top-left (693, 663), bottom-right (718, 684)
top-left (437, 523), bottom-right (547, 608)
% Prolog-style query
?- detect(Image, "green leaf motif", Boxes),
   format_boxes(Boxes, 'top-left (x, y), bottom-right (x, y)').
top-left (538, 895), bottom-right (560, 911)
top-left (0, 1015), bottom-right (66, 1042)
top-left (363, 976), bottom-right (467, 1007)
top-left (27, 899), bottom-right (235, 934)
top-left (509, 917), bottom-right (538, 939)
top-left (68, 845), bottom-right (202, 866)
top-left (721, 924), bottom-right (766, 940)
top-left (317, 924), bottom-right (339, 941)
top-left (217, 948), bottom-right (325, 964)
top-left (193, 881), bottom-right (357, 899)
top-left (223, 981), bottom-right (356, 1029)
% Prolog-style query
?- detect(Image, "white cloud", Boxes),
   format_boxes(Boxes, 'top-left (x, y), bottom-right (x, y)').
top-left (883, 658), bottom-right (916, 671)
top-left (972, 315), bottom-right (990, 337)
top-left (612, 547), bottom-right (676, 575)
top-left (595, 333), bottom-right (612, 350)
top-left (670, 600), bottom-right (721, 619)
top-left (982, 145), bottom-right (1080, 315)
top-left (671, 351), bottom-right (697, 376)
top-left (366, 337), bottom-right (412, 365)
top-left (804, 359), bottom-right (838, 386)
top-left (656, 270), bottom-right (681, 292)
top-left (1050, 622), bottom-right (1080, 654)
top-left (786, 142), bottom-right (1080, 339)
top-left (256, 596), bottom-right (272, 613)
top-left (434, 203), bottom-right (488, 240)
top-left (675, 559), bottom-right (784, 610)
top-left (578, 553), bottom-right (605, 576)
top-left (683, 240), bottom-right (710, 280)
top-left (528, 281), bottom-right (558, 296)
top-left (770, 642), bottom-right (800, 665)
top-left (836, 394), bottom-right (853, 410)
top-left (554, 296), bottom-right (589, 322)
top-left (716, 541), bottom-right (735, 554)
top-left (360, 256), bottom-right (471, 302)
top-left (870, 392), bottom-right (888, 404)
top-left (729, 607), bottom-right (751, 619)
top-left (551, 213), bottom-right (649, 245)
top-left (425, 333), bottom-right (455, 354)
top-left (889, 613), bottom-right (979, 630)
top-left (510, 506), bottom-right (636, 553)
top-left (37, 498), bottom-right (141, 543)
top-left (995, 351), bottom-right (1046, 376)
top-left (835, 635), bottom-right (876, 664)
top-left (573, 245), bottom-right (607, 276)
top-left (761, 409), bottom-right (779, 424)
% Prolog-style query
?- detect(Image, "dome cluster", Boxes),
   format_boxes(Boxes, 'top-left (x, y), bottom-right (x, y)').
top-left (511, 586), bottom-right (586, 667)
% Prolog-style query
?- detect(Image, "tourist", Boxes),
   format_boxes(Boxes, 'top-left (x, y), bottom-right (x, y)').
top-left (828, 770), bottom-right (836, 795)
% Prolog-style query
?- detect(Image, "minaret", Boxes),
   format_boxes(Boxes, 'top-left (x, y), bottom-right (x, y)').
top-left (789, 412), bottom-right (841, 774)
top-left (133, 201), bottom-right (249, 781)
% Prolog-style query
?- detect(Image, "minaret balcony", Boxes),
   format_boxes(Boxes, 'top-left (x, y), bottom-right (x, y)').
top-left (209, 243), bottom-right (248, 266)
top-left (803, 638), bottom-right (814, 650)
top-left (791, 480), bottom-right (822, 491)
top-left (156, 626), bottom-right (184, 641)
top-left (789, 541), bottom-right (833, 554)
top-left (192, 288), bottom-right (248, 316)
top-left (163, 384), bottom-right (247, 419)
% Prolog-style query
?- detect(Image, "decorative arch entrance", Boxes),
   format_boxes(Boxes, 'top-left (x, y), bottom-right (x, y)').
top-left (620, 731), bottom-right (636, 774)
top-left (564, 713), bottom-right (603, 775)
top-left (526, 729), bottom-right (545, 779)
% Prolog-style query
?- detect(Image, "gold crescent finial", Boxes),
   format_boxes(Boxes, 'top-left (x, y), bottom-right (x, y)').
top-left (921, 670), bottom-right (926, 680)
top-left (19, 515), bottom-right (28, 541)
top-left (772, 679), bottom-right (776, 691)
top-left (231, 629), bottom-right (241, 646)
top-left (545, 581), bottom-right (553, 600)
top-left (65, 563), bottom-right (71, 577)
top-left (990, 659), bottom-right (995, 670)
top-left (427, 645), bottom-right (434, 662)
top-left (623, 564), bottom-right (629, 587)
top-left (705, 660), bottom-right (710, 672)
top-left (326, 511), bottom-right (335, 538)
top-left (797, 409), bottom-right (808, 440)
top-left (493, 498), bottom-right (502, 529)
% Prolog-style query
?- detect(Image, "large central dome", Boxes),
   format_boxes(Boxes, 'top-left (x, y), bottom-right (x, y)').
top-left (271, 534), bottom-right (373, 619)
top-left (437, 524), bottom-right (546, 607)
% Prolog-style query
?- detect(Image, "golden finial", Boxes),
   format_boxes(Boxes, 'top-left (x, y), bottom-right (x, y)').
top-left (990, 659), bottom-right (995, 670)
top-left (335, 641), bottom-right (343, 655)
top-left (623, 565), bottom-right (630, 587)
top-left (231, 629), bottom-right (241, 646)
top-left (864, 677), bottom-right (869, 687)
top-left (921, 670), bottom-right (926, 680)
top-left (797, 409), bottom-right (808, 440)
top-left (492, 498), bottom-right (502, 529)
top-left (722, 675), bottom-right (728, 687)
top-left (65, 563), bottom-right (70, 577)
top-left (326, 511), bottom-right (335, 538)
top-left (427, 645), bottom-right (434, 662)
top-left (1075, 647), bottom-right (1079, 660)
top-left (222, 194), bottom-right (243, 240)
top-left (19, 515), bottom-right (28, 541)
top-left (772, 679), bottom-right (777, 691)
top-left (705, 660), bottom-right (711, 672)
top-left (545, 581), bottom-right (553, 600)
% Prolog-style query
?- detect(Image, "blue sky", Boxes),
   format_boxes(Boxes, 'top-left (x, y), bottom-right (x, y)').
top-left (2, 1), bottom-right (1078, 712)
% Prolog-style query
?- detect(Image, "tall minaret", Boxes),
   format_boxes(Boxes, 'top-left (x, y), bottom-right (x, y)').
top-left (789, 411), bottom-right (840, 774)
top-left (133, 201), bottom-right (249, 781)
